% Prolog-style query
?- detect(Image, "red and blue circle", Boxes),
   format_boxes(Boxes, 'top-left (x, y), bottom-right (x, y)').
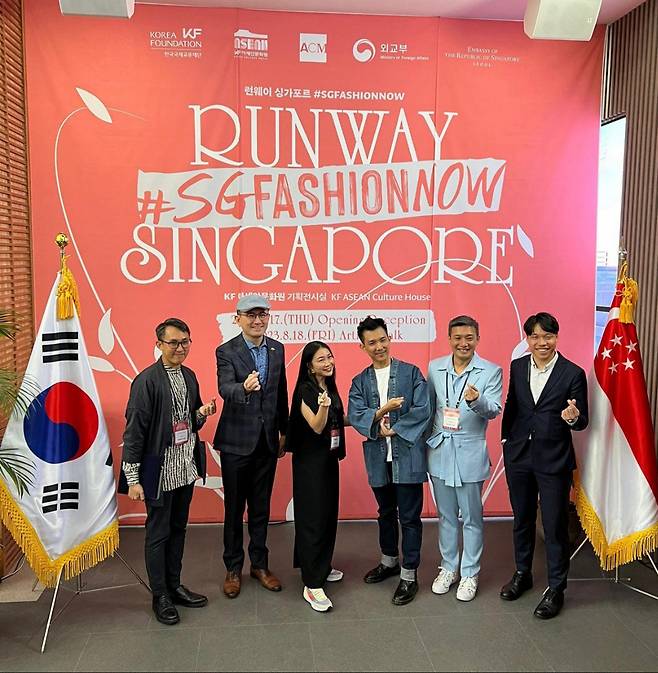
top-left (23, 382), bottom-right (99, 464)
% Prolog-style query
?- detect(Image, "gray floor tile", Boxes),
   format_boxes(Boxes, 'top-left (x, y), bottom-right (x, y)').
top-left (515, 601), bottom-right (657, 671)
top-left (34, 586), bottom-right (152, 635)
top-left (0, 600), bottom-right (52, 640)
top-left (310, 618), bottom-right (433, 672)
top-left (607, 563), bottom-right (658, 656)
top-left (0, 635), bottom-right (33, 665)
top-left (415, 613), bottom-right (552, 672)
top-left (76, 629), bottom-right (201, 672)
top-left (0, 630), bottom-right (90, 672)
top-left (196, 623), bottom-right (312, 671)
top-left (0, 522), bottom-right (655, 672)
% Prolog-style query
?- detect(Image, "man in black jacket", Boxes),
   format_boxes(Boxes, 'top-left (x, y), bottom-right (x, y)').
top-left (213, 295), bottom-right (289, 599)
top-left (500, 312), bottom-right (588, 620)
top-left (120, 318), bottom-right (216, 625)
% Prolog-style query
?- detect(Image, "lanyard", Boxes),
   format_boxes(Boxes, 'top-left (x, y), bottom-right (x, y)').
top-left (168, 371), bottom-right (189, 423)
top-left (445, 370), bottom-right (471, 408)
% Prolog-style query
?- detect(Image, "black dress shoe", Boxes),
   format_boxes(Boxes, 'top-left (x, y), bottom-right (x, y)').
top-left (152, 594), bottom-right (180, 625)
top-left (363, 563), bottom-right (401, 584)
top-left (534, 588), bottom-right (564, 619)
top-left (392, 579), bottom-right (418, 605)
top-left (500, 571), bottom-right (533, 601)
top-left (170, 585), bottom-right (208, 608)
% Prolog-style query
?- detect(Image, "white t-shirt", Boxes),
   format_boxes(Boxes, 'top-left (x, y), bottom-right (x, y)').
top-left (375, 365), bottom-right (392, 462)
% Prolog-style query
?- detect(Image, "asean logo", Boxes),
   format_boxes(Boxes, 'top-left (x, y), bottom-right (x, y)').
top-left (24, 382), bottom-right (99, 464)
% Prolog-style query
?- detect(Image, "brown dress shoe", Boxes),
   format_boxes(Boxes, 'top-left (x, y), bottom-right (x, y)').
top-left (223, 571), bottom-right (241, 599)
top-left (250, 567), bottom-right (282, 592)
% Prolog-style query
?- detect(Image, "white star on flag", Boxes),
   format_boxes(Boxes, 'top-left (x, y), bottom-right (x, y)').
top-left (626, 341), bottom-right (638, 352)
top-left (609, 362), bottom-right (619, 374)
top-left (623, 358), bottom-right (635, 370)
top-left (610, 334), bottom-right (623, 346)
top-left (600, 348), bottom-right (612, 359)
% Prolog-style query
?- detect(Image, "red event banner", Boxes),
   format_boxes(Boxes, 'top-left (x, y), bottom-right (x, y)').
top-left (24, 1), bottom-right (604, 523)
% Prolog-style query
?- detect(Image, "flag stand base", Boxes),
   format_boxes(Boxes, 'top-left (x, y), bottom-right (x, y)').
top-left (569, 537), bottom-right (658, 601)
top-left (40, 551), bottom-right (150, 653)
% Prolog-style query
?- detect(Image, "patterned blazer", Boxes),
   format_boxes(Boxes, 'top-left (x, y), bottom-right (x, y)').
top-left (212, 334), bottom-right (289, 455)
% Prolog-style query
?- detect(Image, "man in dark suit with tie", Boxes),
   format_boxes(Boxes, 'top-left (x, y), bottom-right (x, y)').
top-left (500, 312), bottom-right (588, 619)
top-left (213, 294), bottom-right (289, 599)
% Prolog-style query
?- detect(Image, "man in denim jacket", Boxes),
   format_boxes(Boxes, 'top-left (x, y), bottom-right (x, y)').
top-left (348, 316), bottom-right (430, 606)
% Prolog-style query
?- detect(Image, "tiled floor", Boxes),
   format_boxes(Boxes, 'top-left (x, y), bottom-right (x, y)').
top-left (1, 521), bottom-right (657, 672)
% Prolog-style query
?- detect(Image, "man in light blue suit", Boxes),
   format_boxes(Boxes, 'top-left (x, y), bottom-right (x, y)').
top-left (426, 315), bottom-right (502, 602)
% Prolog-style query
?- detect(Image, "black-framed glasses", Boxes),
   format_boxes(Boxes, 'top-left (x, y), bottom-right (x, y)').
top-left (160, 338), bottom-right (192, 350)
top-left (238, 311), bottom-right (270, 321)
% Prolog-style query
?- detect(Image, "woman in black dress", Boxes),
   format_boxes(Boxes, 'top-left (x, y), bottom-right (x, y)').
top-left (287, 341), bottom-right (346, 612)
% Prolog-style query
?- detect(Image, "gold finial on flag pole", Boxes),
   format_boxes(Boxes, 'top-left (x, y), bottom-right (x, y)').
top-left (616, 242), bottom-right (637, 324)
top-left (55, 233), bottom-right (80, 319)
top-left (617, 241), bottom-right (627, 279)
top-left (55, 232), bottom-right (69, 254)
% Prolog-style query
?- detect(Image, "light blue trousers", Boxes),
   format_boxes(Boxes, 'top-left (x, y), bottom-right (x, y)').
top-left (430, 476), bottom-right (484, 578)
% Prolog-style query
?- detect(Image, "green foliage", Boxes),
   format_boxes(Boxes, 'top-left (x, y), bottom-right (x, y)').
top-left (0, 310), bottom-right (36, 497)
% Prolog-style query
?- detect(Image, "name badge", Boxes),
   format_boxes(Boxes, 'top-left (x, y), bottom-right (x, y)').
top-left (442, 407), bottom-right (460, 430)
top-left (173, 420), bottom-right (190, 446)
top-left (330, 428), bottom-right (341, 450)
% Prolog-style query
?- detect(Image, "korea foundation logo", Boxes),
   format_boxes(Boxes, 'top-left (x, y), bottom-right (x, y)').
top-left (234, 28), bottom-right (269, 60)
top-left (299, 33), bottom-right (327, 63)
top-left (148, 27), bottom-right (203, 51)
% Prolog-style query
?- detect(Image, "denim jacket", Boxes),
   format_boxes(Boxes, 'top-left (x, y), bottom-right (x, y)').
top-left (348, 358), bottom-right (430, 487)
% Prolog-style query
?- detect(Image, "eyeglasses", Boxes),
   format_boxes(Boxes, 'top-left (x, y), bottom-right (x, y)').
top-left (160, 339), bottom-right (192, 350)
top-left (238, 311), bottom-right (270, 321)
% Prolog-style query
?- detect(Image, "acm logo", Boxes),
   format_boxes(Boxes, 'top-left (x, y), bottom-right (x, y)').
top-left (299, 33), bottom-right (327, 63)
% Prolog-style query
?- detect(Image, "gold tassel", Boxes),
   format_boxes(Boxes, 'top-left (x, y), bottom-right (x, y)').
top-left (574, 473), bottom-right (658, 570)
top-left (617, 261), bottom-right (638, 324)
top-left (56, 255), bottom-right (81, 320)
top-left (0, 478), bottom-right (119, 587)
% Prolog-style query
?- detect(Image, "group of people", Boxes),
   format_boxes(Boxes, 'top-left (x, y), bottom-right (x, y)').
top-left (120, 294), bottom-right (588, 627)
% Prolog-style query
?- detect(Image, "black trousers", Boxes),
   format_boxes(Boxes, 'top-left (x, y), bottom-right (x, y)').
top-left (293, 450), bottom-right (339, 588)
top-left (144, 482), bottom-right (194, 597)
top-left (220, 431), bottom-right (278, 572)
top-left (371, 465), bottom-right (424, 571)
top-left (505, 462), bottom-right (572, 591)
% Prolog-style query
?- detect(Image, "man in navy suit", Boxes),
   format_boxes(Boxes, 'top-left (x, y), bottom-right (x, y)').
top-left (213, 295), bottom-right (289, 599)
top-left (500, 312), bottom-right (588, 619)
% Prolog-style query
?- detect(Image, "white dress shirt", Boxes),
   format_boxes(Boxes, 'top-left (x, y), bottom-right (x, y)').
top-left (529, 351), bottom-right (559, 403)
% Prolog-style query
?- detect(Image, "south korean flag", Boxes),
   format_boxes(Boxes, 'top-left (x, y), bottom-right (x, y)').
top-left (0, 274), bottom-right (118, 586)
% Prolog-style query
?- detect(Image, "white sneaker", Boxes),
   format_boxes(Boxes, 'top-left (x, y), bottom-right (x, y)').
top-left (303, 586), bottom-right (333, 612)
top-left (456, 576), bottom-right (479, 602)
top-left (327, 568), bottom-right (344, 582)
top-left (431, 568), bottom-right (458, 595)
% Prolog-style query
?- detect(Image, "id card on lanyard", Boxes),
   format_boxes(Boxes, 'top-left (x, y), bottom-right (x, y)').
top-left (330, 428), bottom-right (341, 450)
top-left (442, 370), bottom-right (470, 431)
top-left (173, 420), bottom-right (190, 446)
top-left (169, 370), bottom-right (191, 447)
top-left (442, 408), bottom-right (460, 430)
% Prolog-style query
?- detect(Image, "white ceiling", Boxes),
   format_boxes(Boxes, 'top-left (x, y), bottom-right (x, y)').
top-left (137, 0), bottom-right (646, 25)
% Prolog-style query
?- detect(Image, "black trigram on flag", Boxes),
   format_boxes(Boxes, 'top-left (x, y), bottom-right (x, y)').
top-left (42, 332), bottom-right (79, 363)
top-left (41, 482), bottom-right (80, 514)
